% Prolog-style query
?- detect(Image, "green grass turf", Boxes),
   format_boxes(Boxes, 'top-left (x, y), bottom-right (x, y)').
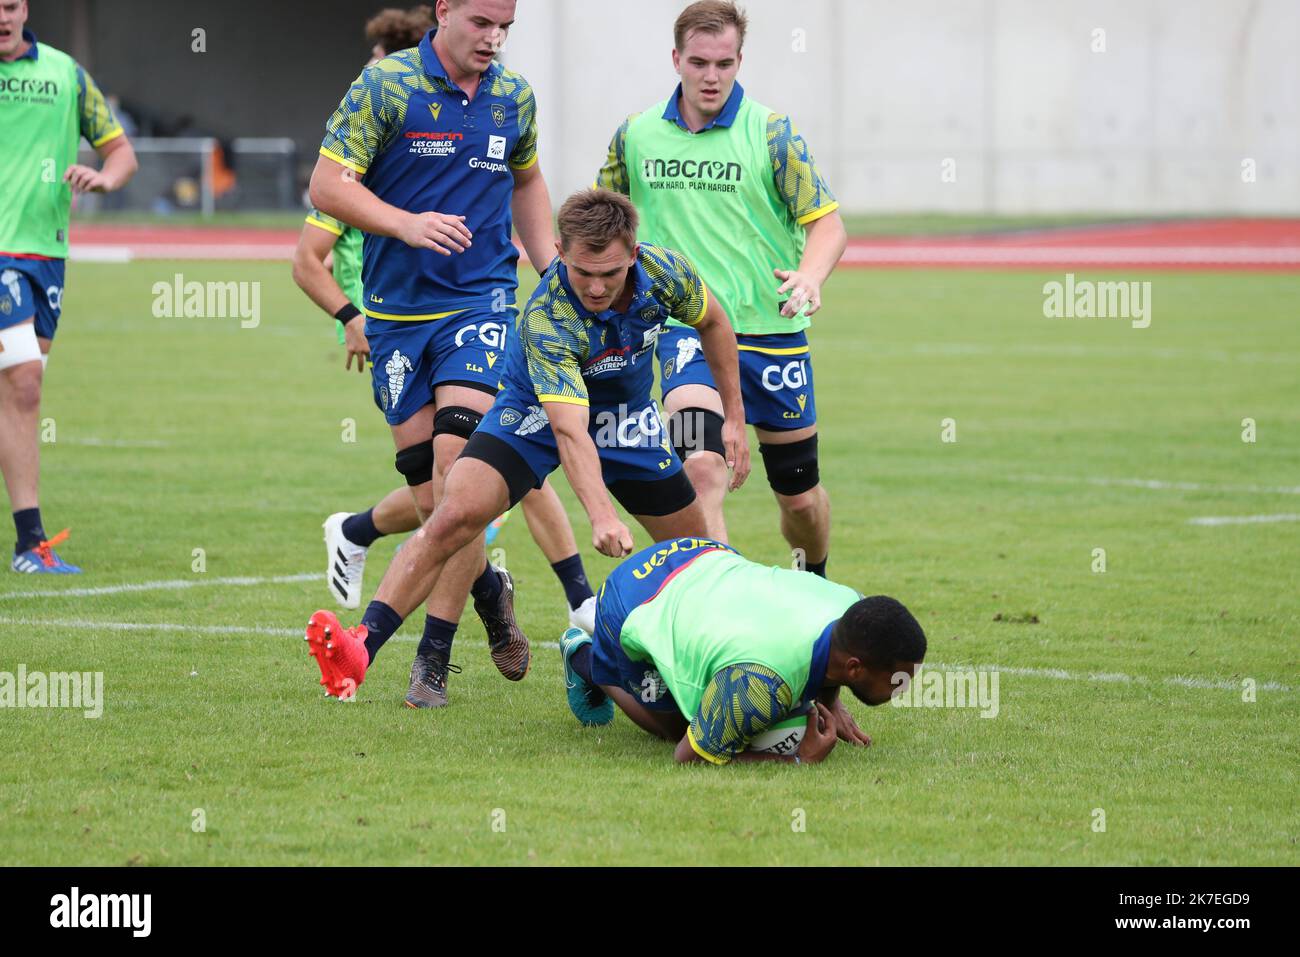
top-left (1, 262), bottom-right (1296, 865)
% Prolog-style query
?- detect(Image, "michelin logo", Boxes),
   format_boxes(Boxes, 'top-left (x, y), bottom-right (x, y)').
top-left (385, 351), bottom-right (414, 407)
top-left (676, 335), bottom-right (701, 370)
top-left (513, 405), bottom-right (549, 436)
top-left (1, 270), bottom-right (22, 308)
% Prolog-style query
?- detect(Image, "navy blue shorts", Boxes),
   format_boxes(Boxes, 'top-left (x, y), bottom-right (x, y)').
top-left (0, 256), bottom-right (65, 340)
top-left (471, 391), bottom-right (691, 508)
top-left (657, 327), bottom-right (817, 432)
top-left (590, 538), bottom-right (738, 713)
top-left (366, 308), bottom-right (512, 425)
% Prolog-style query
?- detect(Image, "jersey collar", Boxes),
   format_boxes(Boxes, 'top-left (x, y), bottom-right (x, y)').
top-left (13, 29), bottom-right (39, 61)
top-left (662, 81), bottom-right (744, 132)
top-left (418, 28), bottom-right (500, 94)
top-left (802, 618), bottom-right (835, 702)
top-left (557, 249), bottom-right (652, 324)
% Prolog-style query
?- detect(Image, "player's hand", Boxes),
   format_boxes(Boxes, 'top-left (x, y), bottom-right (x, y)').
top-left (400, 211), bottom-right (473, 255)
top-left (829, 699), bottom-right (872, 747)
top-left (774, 268), bottom-right (823, 318)
top-left (797, 702), bottom-right (838, 763)
top-left (592, 518), bottom-right (633, 559)
top-left (343, 316), bottom-right (370, 373)
top-left (63, 164), bottom-right (113, 194)
top-left (722, 418), bottom-right (750, 491)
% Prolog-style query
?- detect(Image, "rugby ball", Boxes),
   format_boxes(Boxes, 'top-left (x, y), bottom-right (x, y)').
top-left (746, 700), bottom-right (814, 756)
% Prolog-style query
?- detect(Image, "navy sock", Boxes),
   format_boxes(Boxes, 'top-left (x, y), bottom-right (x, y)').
top-left (550, 553), bottom-right (594, 610)
top-left (416, 614), bottom-right (457, 659)
top-left (806, 557), bottom-right (828, 578)
top-left (471, 561), bottom-right (502, 604)
top-left (569, 642), bottom-right (594, 685)
top-left (361, 600), bottom-right (405, 664)
top-left (13, 508), bottom-right (45, 555)
top-left (341, 509), bottom-right (383, 549)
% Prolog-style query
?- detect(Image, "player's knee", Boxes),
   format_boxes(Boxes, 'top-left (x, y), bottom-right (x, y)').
top-left (684, 452), bottom-right (728, 500)
top-left (668, 407), bottom-right (725, 462)
top-left (759, 435), bottom-right (820, 497)
top-left (433, 405), bottom-right (484, 480)
top-left (394, 439), bottom-right (434, 488)
top-left (1, 364), bottom-right (43, 413)
top-left (778, 486), bottom-right (825, 523)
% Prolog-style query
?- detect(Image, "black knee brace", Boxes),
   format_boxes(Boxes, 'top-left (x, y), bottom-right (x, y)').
top-left (759, 434), bottom-right (820, 496)
top-left (667, 407), bottom-right (726, 461)
top-left (434, 405), bottom-right (484, 440)
top-left (395, 439), bottom-right (434, 487)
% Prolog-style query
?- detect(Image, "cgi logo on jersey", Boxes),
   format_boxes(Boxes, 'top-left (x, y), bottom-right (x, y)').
top-left (762, 358), bottom-right (808, 392)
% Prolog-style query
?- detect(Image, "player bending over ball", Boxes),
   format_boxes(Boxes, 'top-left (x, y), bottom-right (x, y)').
top-left (558, 537), bottom-right (927, 765)
top-left (304, 188), bottom-right (750, 701)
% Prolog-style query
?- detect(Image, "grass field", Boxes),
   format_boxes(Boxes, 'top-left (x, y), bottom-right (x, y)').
top-left (1, 260), bottom-right (1296, 866)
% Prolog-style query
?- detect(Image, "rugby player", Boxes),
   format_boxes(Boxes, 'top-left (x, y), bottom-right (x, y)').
top-left (558, 537), bottom-right (927, 765)
top-left (304, 189), bottom-right (751, 702)
top-left (306, 0), bottom-right (590, 706)
top-left (596, 1), bottom-right (847, 576)
top-left (0, 0), bottom-right (138, 573)
top-left (292, 6), bottom-right (595, 633)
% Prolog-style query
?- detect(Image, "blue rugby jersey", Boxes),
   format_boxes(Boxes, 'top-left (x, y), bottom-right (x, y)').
top-left (497, 244), bottom-right (708, 411)
top-left (320, 30), bottom-right (538, 321)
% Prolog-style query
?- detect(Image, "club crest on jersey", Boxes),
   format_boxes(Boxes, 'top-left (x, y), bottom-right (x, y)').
top-left (662, 358), bottom-right (676, 380)
top-left (491, 104), bottom-right (506, 128)
top-left (640, 306), bottom-right (658, 323)
top-left (499, 408), bottom-right (522, 428)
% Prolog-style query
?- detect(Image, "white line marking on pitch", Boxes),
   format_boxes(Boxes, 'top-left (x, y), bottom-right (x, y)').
top-left (59, 437), bottom-right (170, 448)
top-left (1187, 514), bottom-right (1300, 526)
top-left (0, 572), bottom-right (320, 601)
top-left (1, 619), bottom-right (1290, 694)
top-left (1012, 474), bottom-right (1300, 496)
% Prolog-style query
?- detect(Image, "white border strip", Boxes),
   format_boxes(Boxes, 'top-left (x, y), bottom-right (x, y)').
top-left (1187, 513), bottom-right (1300, 526)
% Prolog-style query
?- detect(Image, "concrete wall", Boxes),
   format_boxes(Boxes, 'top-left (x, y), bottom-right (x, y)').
top-left (30, 0), bottom-right (1300, 213)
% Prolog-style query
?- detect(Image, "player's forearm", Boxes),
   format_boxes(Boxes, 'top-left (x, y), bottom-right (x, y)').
top-left (511, 167), bottom-right (556, 273)
top-left (291, 246), bottom-right (353, 317)
top-left (553, 424), bottom-right (620, 526)
top-left (797, 212), bottom-right (847, 286)
top-left (96, 138), bottom-right (138, 192)
top-left (309, 158), bottom-right (408, 239)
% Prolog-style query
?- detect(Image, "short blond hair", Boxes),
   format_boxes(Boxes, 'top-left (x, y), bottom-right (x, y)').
top-left (557, 189), bottom-right (639, 253)
top-left (674, 0), bottom-right (748, 53)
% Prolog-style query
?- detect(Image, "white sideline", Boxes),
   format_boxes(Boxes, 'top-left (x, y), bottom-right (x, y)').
top-left (0, 571), bottom-right (320, 601)
top-left (1187, 514), bottom-right (1300, 526)
top-left (0, 617), bottom-right (1290, 694)
top-left (1011, 475), bottom-right (1300, 496)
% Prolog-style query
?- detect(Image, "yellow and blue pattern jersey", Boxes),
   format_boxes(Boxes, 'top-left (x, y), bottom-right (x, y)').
top-left (766, 113), bottom-right (837, 227)
top-left (594, 113), bottom-right (638, 195)
top-left (688, 664), bottom-right (794, 765)
top-left (501, 243), bottom-right (708, 409)
top-left (76, 65), bottom-right (123, 148)
top-left (316, 30), bottom-right (540, 318)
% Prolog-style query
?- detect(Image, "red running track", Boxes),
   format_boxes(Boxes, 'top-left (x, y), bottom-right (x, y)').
top-left (68, 218), bottom-right (1300, 270)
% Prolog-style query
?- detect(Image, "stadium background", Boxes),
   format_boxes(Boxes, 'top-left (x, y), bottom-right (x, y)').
top-left (33, 0), bottom-right (1300, 214)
